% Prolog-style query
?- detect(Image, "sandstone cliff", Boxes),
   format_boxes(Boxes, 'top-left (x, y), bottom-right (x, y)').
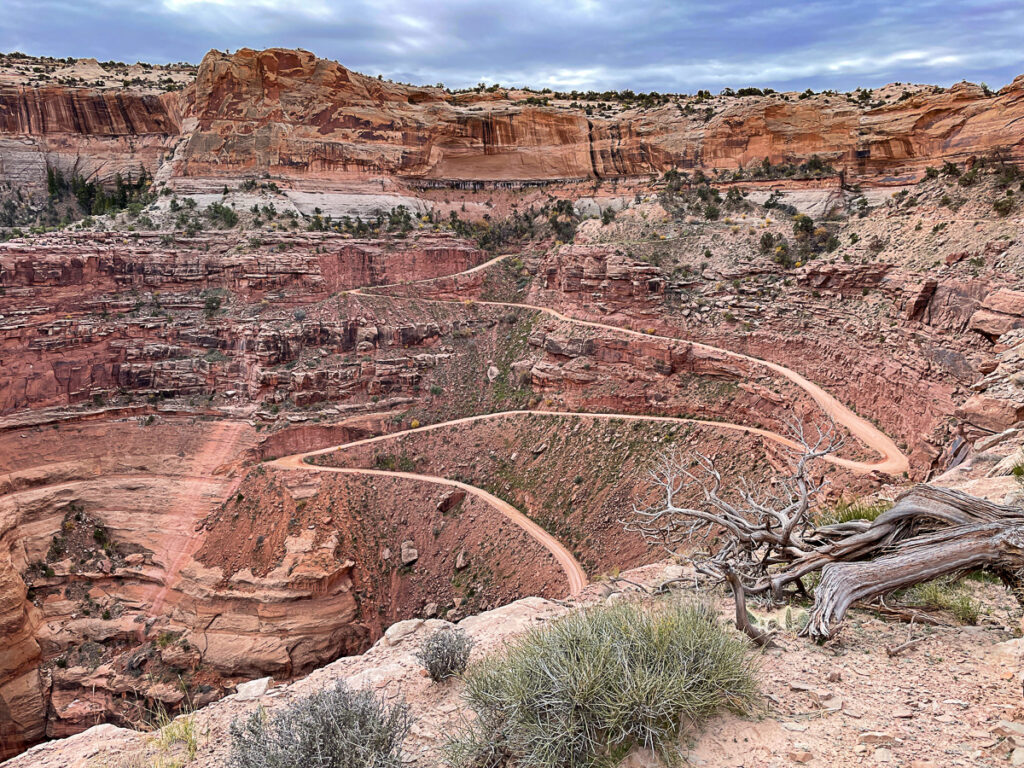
top-left (2, 47), bottom-right (1023, 193)
top-left (0, 87), bottom-right (180, 191)
top-left (171, 49), bottom-right (1024, 185)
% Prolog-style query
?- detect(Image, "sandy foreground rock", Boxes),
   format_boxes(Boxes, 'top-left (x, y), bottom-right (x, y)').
top-left (6, 559), bottom-right (1024, 768)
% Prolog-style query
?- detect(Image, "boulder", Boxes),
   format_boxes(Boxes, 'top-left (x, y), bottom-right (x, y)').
top-left (984, 289), bottom-right (1024, 317)
top-left (234, 676), bottom-right (271, 701)
top-left (958, 394), bottom-right (1024, 433)
top-left (969, 309), bottom-right (1024, 339)
top-left (436, 490), bottom-right (466, 515)
top-left (400, 540), bottom-right (419, 566)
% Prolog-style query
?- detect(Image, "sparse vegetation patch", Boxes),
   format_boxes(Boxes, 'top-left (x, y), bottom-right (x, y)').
top-left (444, 599), bottom-right (757, 768)
top-left (230, 682), bottom-right (411, 768)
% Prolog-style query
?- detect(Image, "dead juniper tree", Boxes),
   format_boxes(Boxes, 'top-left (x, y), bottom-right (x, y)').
top-left (625, 418), bottom-right (1024, 643)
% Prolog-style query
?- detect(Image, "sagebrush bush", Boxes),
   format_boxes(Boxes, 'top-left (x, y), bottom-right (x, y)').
top-left (229, 682), bottom-right (411, 768)
top-left (416, 627), bottom-right (474, 682)
top-left (444, 599), bottom-right (758, 768)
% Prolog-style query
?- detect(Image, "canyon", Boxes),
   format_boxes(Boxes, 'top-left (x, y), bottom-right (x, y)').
top-left (1, 47), bottom-right (1023, 765)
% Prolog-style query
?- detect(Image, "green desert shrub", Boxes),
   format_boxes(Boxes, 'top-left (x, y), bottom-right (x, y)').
top-left (229, 682), bottom-right (411, 768)
top-left (444, 599), bottom-right (758, 768)
top-left (205, 201), bottom-right (239, 228)
top-left (993, 195), bottom-right (1015, 217)
top-left (204, 294), bottom-right (222, 317)
top-left (958, 167), bottom-right (979, 187)
top-left (903, 576), bottom-right (981, 625)
top-left (416, 627), bottom-right (474, 682)
top-left (815, 498), bottom-right (892, 527)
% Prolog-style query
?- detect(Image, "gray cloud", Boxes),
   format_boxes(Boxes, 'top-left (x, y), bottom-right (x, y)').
top-left (2, 0), bottom-right (1022, 93)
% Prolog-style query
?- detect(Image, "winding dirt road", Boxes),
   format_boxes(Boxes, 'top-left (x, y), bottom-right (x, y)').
top-left (266, 251), bottom-right (910, 596)
top-left (354, 255), bottom-right (908, 475)
top-left (270, 453), bottom-right (587, 595)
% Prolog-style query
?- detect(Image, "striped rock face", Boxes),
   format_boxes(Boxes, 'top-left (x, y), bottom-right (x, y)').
top-left (2, 47), bottom-right (1023, 195)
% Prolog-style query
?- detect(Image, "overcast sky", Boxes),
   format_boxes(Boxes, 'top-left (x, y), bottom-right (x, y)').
top-left (3, 0), bottom-right (1022, 93)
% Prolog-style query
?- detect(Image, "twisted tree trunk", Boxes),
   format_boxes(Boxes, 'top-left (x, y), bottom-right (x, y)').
top-left (628, 430), bottom-right (1024, 642)
top-left (807, 519), bottom-right (1024, 640)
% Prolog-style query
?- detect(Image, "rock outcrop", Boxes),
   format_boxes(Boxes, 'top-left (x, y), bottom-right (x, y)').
top-left (3, 48), bottom-right (1023, 193)
top-left (169, 51), bottom-right (1024, 185)
top-left (0, 231), bottom-right (484, 415)
top-left (538, 244), bottom-right (665, 311)
top-left (968, 289), bottom-right (1024, 340)
top-left (0, 87), bottom-right (180, 190)
top-left (959, 326), bottom-right (1024, 436)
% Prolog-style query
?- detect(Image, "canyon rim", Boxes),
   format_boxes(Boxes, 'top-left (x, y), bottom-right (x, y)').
top-left (1, 30), bottom-right (1024, 768)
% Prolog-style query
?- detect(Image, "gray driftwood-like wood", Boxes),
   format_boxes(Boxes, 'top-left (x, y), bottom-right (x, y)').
top-left (625, 421), bottom-right (1024, 642)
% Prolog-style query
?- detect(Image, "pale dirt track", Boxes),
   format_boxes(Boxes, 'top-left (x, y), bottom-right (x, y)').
top-left (270, 454), bottom-right (587, 595)
top-left (489, 307), bottom-right (908, 474)
top-left (265, 255), bottom-right (910, 596)
top-left (353, 254), bottom-right (908, 476)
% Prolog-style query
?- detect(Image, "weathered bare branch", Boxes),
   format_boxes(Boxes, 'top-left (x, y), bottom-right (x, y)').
top-left (624, 417), bottom-right (1024, 642)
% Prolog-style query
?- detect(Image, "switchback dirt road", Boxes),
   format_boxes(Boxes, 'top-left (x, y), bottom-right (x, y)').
top-left (267, 254), bottom-right (911, 596)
